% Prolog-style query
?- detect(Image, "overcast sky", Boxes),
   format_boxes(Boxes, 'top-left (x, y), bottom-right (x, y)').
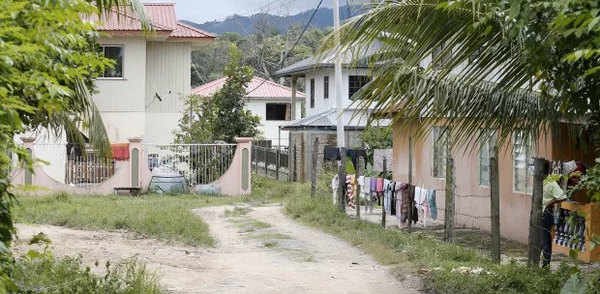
top-left (145, 0), bottom-right (335, 23)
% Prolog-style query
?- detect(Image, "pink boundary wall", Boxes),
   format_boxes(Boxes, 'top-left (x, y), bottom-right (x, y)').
top-left (10, 137), bottom-right (252, 196)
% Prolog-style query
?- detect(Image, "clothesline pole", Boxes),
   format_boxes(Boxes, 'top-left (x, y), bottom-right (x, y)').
top-left (528, 157), bottom-right (549, 266)
top-left (382, 157), bottom-right (387, 228)
top-left (407, 137), bottom-right (413, 231)
top-left (311, 137), bottom-right (319, 196)
top-left (357, 156), bottom-right (365, 220)
top-left (338, 147), bottom-right (346, 212)
top-left (444, 157), bottom-right (455, 242)
top-left (490, 146), bottom-right (501, 263)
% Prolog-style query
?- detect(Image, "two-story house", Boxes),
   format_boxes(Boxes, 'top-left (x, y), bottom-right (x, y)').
top-left (273, 45), bottom-right (384, 181)
top-left (88, 3), bottom-right (215, 144)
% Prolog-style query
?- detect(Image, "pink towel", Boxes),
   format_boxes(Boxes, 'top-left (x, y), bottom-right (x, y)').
top-left (376, 178), bottom-right (384, 193)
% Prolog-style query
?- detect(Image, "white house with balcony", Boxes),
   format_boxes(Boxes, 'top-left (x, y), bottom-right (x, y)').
top-left (192, 77), bottom-right (305, 147)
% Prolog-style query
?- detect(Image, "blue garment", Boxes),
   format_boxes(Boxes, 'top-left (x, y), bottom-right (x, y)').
top-left (541, 210), bottom-right (554, 267)
top-left (427, 189), bottom-right (437, 220)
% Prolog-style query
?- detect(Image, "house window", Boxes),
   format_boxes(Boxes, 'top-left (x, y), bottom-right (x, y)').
top-left (513, 131), bottom-right (535, 193)
top-left (432, 126), bottom-right (451, 179)
top-left (99, 45), bottom-right (123, 78)
top-left (310, 78), bottom-right (315, 108)
top-left (479, 130), bottom-right (496, 187)
top-left (323, 76), bottom-right (329, 99)
top-left (349, 75), bottom-right (369, 99)
top-left (266, 103), bottom-right (291, 121)
top-left (432, 42), bottom-right (451, 69)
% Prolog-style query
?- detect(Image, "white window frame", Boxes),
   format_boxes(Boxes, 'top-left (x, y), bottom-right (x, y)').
top-left (432, 126), bottom-right (451, 179)
top-left (98, 44), bottom-right (124, 79)
top-left (513, 131), bottom-right (535, 194)
top-left (478, 130), bottom-right (496, 187)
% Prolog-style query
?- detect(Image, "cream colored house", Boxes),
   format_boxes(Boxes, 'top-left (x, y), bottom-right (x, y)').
top-left (88, 3), bottom-right (215, 144)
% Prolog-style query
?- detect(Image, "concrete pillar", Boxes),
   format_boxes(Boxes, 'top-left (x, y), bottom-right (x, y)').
top-left (20, 137), bottom-right (35, 186)
top-left (291, 76), bottom-right (298, 120)
top-left (128, 137), bottom-right (143, 188)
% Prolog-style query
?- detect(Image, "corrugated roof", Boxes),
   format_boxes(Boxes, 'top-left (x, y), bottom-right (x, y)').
top-left (192, 77), bottom-right (305, 99)
top-left (273, 42), bottom-right (381, 78)
top-left (83, 3), bottom-right (215, 39)
top-left (281, 108), bottom-right (390, 130)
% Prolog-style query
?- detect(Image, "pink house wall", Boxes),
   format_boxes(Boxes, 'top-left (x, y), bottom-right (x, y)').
top-left (392, 122), bottom-right (553, 243)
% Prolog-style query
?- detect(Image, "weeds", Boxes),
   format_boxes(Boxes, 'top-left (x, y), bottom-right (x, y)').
top-left (223, 206), bottom-right (251, 217)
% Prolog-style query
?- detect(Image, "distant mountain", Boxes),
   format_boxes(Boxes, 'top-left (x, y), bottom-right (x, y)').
top-left (181, 5), bottom-right (366, 36)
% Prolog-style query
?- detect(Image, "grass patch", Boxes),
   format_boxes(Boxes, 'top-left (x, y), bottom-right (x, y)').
top-left (223, 206), bottom-right (251, 217)
top-left (262, 240), bottom-right (278, 248)
top-left (236, 220), bottom-right (272, 233)
top-left (14, 194), bottom-right (242, 247)
top-left (249, 233), bottom-right (291, 240)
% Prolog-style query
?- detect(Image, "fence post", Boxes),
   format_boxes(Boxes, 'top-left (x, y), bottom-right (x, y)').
top-left (407, 137), bottom-right (413, 231)
top-left (264, 147), bottom-right (268, 176)
top-left (338, 147), bottom-right (346, 212)
top-left (292, 143), bottom-right (297, 182)
top-left (382, 157), bottom-right (387, 228)
top-left (311, 137), bottom-right (319, 196)
top-left (490, 146), bottom-right (501, 263)
top-left (444, 157), bottom-right (455, 242)
top-left (357, 156), bottom-right (365, 219)
top-left (528, 157), bottom-right (548, 266)
top-left (276, 149), bottom-right (280, 181)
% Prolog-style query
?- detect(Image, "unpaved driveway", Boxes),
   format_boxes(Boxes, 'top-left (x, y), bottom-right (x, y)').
top-left (14, 204), bottom-right (421, 293)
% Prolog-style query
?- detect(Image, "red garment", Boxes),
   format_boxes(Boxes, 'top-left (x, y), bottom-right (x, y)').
top-left (111, 143), bottom-right (130, 161)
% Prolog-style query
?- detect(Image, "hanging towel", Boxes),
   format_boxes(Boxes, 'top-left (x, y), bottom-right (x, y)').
top-left (383, 179), bottom-right (391, 212)
top-left (331, 174), bottom-right (339, 204)
top-left (390, 181), bottom-right (397, 216)
top-left (427, 189), bottom-right (438, 220)
top-left (376, 178), bottom-right (384, 193)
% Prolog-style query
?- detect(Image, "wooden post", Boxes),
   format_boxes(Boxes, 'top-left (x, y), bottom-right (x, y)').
top-left (357, 156), bottom-right (365, 219)
top-left (338, 147), bottom-right (346, 212)
top-left (382, 157), bottom-right (387, 228)
top-left (408, 137), bottom-right (413, 230)
top-left (528, 157), bottom-right (548, 266)
top-left (444, 157), bottom-right (455, 242)
top-left (490, 146), bottom-right (501, 263)
top-left (311, 137), bottom-right (319, 196)
top-left (292, 143), bottom-right (297, 182)
top-left (276, 149), bottom-right (281, 181)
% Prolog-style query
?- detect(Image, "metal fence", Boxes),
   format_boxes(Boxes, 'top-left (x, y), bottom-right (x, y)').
top-left (144, 144), bottom-right (237, 186)
top-left (65, 154), bottom-right (116, 186)
top-left (251, 146), bottom-right (290, 181)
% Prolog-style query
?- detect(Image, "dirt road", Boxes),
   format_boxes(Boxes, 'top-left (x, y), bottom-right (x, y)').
top-left (14, 204), bottom-right (421, 293)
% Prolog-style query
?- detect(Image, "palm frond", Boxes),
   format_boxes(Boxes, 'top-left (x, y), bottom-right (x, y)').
top-left (91, 0), bottom-right (149, 31)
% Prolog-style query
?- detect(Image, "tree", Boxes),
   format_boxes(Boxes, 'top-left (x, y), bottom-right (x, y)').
top-left (0, 0), bottom-right (145, 290)
top-left (321, 0), bottom-right (600, 146)
top-left (176, 44), bottom-right (261, 143)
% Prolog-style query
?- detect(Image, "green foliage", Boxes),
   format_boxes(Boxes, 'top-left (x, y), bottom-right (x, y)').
top-left (12, 251), bottom-right (164, 294)
top-left (191, 27), bottom-right (329, 88)
top-left (175, 44), bottom-right (261, 143)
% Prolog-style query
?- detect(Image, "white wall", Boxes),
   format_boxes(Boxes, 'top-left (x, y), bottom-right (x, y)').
top-left (145, 42), bottom-right (192, 144)
top-left (94, 36), bottom-right (147, 143)
top-left (246, 99), bottom-right (303, 146)
top-left (304, 68), bottom-right (369, 117)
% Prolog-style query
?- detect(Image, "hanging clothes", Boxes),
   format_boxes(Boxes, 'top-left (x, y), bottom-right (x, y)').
top-left (395, 183), bottom-right (403, 224)
top-left (364, 177), bottom-right (373, 213)
top-left (400, 183), bottom-right (418, 224)
top-left (346, 174), bottom-right (356, 209)
top-left (390, 181), bottom-right (397, 216)
top-left (346, 149), bottom-right (368, 170)
top-left (414, 187), bottom-right (428, 226)
top-left (324, 146), bottom-right (340, 162)
top-left (427, 189), bottom-right (437, 220)
top-left (331, 174), bottom-right (339, 204)
top-left (383, 179), bottom-right (391, 212)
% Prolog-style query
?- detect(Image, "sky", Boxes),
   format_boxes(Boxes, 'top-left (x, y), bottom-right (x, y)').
top-left (144, 0), bottom-right (334, 24)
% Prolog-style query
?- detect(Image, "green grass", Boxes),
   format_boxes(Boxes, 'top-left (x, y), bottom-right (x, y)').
top-left (223, 206), bottom-right (252, 217)
top-left (13, 252), bottom-right (164, 294)
top-left (235, 220), bottom-right (272, 233)
top-left (14, 193), bottom-right (243, 247)
top-left (249, 233), bottom-right (291, 240)
top-left (262, 240), bottom-right (278, 248)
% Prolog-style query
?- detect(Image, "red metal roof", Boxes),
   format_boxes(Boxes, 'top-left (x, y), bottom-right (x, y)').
top-left (192, 77), bottom-right (305, 99)
top-left (84, 3), bottom-right (215, 39)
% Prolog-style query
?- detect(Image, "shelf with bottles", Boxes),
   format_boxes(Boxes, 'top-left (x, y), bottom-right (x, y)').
top-left (552, 201), bottom-right (600, 263)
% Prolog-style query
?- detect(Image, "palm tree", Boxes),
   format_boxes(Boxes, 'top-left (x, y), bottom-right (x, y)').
top-left (321, 0), bottom-right (594, 146)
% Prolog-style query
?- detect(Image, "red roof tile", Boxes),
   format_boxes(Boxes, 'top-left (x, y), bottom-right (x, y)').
top-left (83, 3), bottom-right (215, 39)
top-left (192, 77), bottom-right (305, 99)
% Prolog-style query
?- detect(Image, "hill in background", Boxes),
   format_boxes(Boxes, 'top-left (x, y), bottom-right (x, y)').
top-left (182, 5), bottom-right (365, 36)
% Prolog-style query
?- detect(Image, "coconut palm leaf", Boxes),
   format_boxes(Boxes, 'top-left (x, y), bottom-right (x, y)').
top-left (321, 0), bottom-right (569, 146)
top-left (92, 0), bottom-right (149, 30)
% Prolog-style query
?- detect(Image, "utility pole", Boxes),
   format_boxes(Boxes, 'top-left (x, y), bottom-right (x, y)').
top-left (333, 0), bottom-right (346, 212)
